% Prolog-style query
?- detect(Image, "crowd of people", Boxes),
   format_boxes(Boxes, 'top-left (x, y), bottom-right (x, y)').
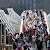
top-left (12, 9), bottom-right (49, 50)
top-left (2, 9), bottom-right (50, 50)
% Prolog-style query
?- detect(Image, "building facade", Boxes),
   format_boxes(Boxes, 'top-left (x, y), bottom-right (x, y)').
top-left (0, 0), bottom-right (50, 15)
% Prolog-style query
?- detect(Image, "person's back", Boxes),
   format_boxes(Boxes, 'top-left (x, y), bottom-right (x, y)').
top-left (27, 46), bottom-right (35, 50)
top-left (18, 42), bottom-right (22, 47)
top-left (29, 35), bottom-right (32, 42)
top-left (37, 40), bottom-right (42, 50)
top-left (30, 47), bottom-right (35, 50)
top-left (18, 42), bottom-right (22, 50)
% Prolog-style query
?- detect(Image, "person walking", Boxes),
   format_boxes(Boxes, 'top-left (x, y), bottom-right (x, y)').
top-left (47, 40), bottom-right (50, 50)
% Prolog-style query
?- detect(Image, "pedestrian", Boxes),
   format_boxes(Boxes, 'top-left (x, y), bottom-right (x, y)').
top-left (37, 40), bottom-right (42, 50)
top-left (47, 40), bottom-right (50, 50)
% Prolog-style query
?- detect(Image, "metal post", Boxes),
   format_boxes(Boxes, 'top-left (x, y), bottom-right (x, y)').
top-left (4, 23), bottom-right (6, 50)
top-left (0, 24), bottom-right (1, 45)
